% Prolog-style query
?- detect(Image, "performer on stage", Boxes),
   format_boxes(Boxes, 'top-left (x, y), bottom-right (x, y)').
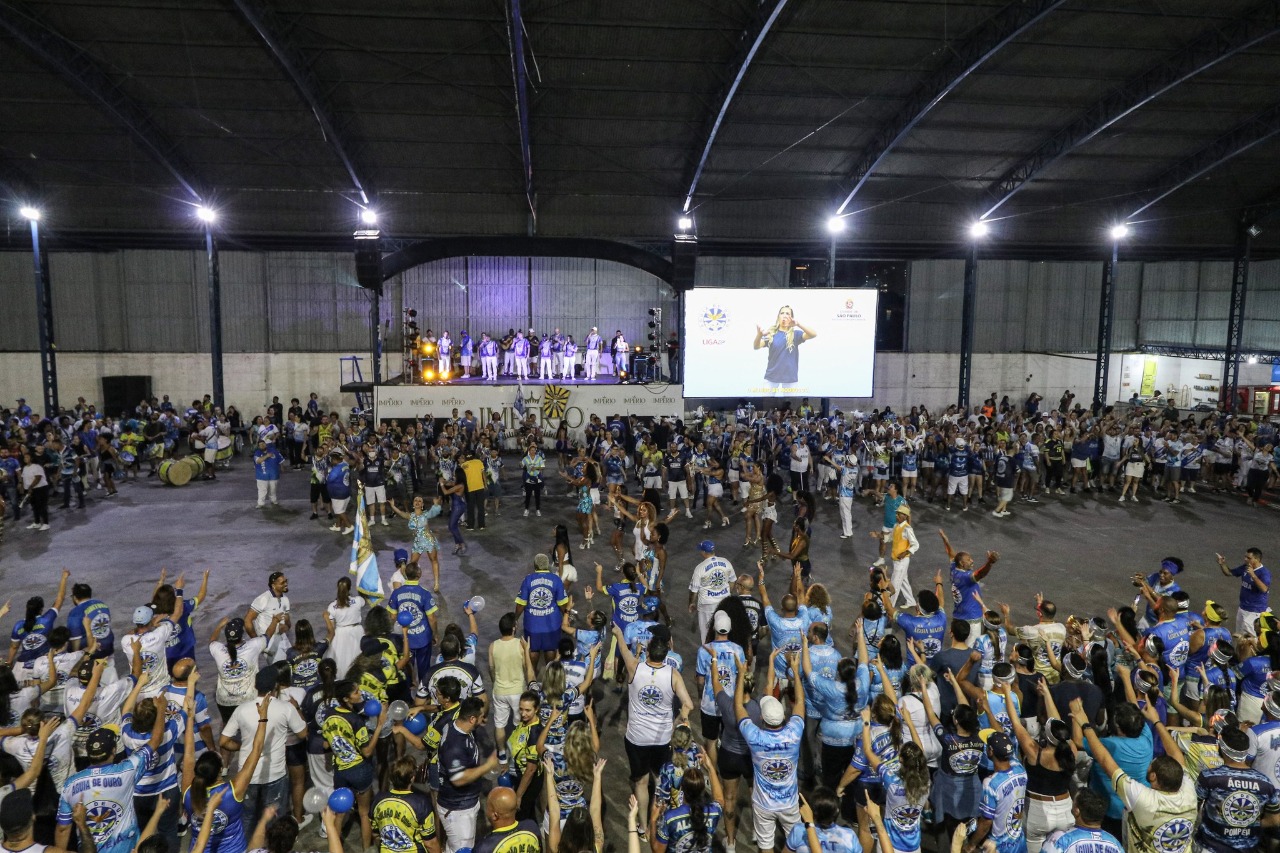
top-left (459, 330), bottom-right (473, 377)
top-left (479, 333), bottom-right (499, 382)
top-left (438, 331), bottom-right (453, 376)
top-left (550, 328), bottom-right (565, 376)
top-left (538, 334), bottom-right (554, 380)
top-left (561, 336), bottom-right (578, 381)
top-left (513, 332), bottom-right (530, 381)
top-left (501, 329), bottom-right (516, 375)
top-left (613, 330), bottom-right (629, 375)
top-left (584, 327), bottom-right (602, 380)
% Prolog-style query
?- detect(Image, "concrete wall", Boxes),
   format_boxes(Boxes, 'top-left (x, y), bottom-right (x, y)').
top-left (0, 352), bottom-right (359, 416)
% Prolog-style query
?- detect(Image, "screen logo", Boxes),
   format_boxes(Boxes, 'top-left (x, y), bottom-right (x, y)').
top-left (700, 305), bottom-right (729, 333)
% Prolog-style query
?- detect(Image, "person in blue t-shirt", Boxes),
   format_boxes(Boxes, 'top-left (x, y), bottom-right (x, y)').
top-left (151, 570), bottom-right (207, 671)
top-left (388, 563), bottom-right (440, 684)
top-left (969, 731), bottom-right (1028, 853)
top-left (252, 440), bottom-right (283, 507)
top-left (9, 568), bottom-right (69, 666)
top-left (325, 449), bottom-right (354, 534)
top-left (785, 786), bottom-right (858, 853)
top-left (514, 553), bottom-right (569, 668)
top-left (871, 482), bottom-right (906, 568)
top-left (753, 305), bottom-right (817, 393)
top-left (940, 529), bottom-right (1000, 629)
top-left (883, 579), bottom-right (948, 662)
top-left (737, 652), bottom-right (805, 853)
top-left (67, 581), bottom-right (114, 658)
top-left (1194, 726), bottom-right (1280, 852)
top-left (1041, 789), bottom-right (1122, 853)
top-left (1217, 547), bottom-right (1271, 635)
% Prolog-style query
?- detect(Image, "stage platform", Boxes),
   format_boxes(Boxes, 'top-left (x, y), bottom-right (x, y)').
top-left (342, 372), bottom-right (664, 395)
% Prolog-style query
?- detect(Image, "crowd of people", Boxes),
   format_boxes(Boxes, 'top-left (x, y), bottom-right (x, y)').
top-left (0, 387), bottom-right (1278, 853)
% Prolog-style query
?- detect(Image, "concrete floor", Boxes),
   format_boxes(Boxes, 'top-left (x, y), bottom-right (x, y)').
top-left (3, 459), bottom-right (1276, 850)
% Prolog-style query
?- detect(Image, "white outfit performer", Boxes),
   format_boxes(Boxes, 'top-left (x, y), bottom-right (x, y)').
top-left (479, 337), bottom-right (499, 382)
top-left (513, 334), bottom-right (530, 381)
top-left (438, 333), bottom-right (452, 374)
top-left (538, 337), bottom-right (553, 380)
top-left (561, 341), bottom-right (577, 381)
top-left (689, 549), bottom-right (735, 642)
top-left (888, 515), bottom-right (921, 609)
top-left (584, 329), bottom-right (602, 380)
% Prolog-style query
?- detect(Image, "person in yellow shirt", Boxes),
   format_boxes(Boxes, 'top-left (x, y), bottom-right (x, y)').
top-left (461, 451), bottom-right (487, 531)
top-left (889, 503), bottom-right (920, 609)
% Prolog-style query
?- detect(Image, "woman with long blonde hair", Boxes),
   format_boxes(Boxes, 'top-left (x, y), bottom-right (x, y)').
top-left (753, 304), bottom-right (817, 393)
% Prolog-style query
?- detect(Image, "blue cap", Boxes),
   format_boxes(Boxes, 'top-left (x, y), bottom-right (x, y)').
top-left (699, 540), bottom-right (715, 552)
top-left (394, 548), bottom-right (409, 565)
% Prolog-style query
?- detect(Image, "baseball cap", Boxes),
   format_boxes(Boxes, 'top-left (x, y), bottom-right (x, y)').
top-left (86, 726), bottom-right (119, 759)
top-left (984, 730), bottom-right (1015, 760)
top-left (225, 618), bottom-right (245, 643)
top-left (394, 548), bottom-right (409, 565)
top-left (759, 696), bottom-right (786, 727)
top-left (699, 540), bottom-right (715, 553)
top-left (955, 438), bottom-right (966, 448)
top-left (132, 605), bottom-right (155, 625)
top-left (713, 611), bottom-right (732, 635)
top-left (533, 553), bottom-right (551, 571)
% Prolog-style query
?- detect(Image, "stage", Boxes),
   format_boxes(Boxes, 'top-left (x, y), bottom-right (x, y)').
top-left (373, 379), bottom-right (685, 425)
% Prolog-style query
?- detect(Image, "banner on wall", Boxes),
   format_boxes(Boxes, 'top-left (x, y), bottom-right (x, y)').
top-left (374, 383), bottom-right (685, 429)
top-left (1140, 358), bottom-right (1157, 397)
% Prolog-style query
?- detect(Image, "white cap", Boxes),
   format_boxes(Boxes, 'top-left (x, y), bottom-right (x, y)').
top-left (714, 611), bottom-right (732, 634)
top-left (759, 696), bottom-right (786, 726)
top-left (955, 438), bottom-right (966, 448)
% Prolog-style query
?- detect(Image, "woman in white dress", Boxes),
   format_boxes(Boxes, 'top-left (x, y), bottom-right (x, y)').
top-left (323, 576), bottom-right (365, 675)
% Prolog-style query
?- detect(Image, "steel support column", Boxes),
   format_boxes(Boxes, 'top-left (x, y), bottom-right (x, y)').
top-left (204, 226), bottom-right (224, 411)
top-left (28, 218), bottom-right (57, 416)
top-left (1222, 224), bottom-right (1251, 414)
top-left (1093, 242), bottom-right (1118, 408)
top-left (828, 237), bottom-right (837, 287)
top-left (958, 244), bottom-right (978, 410)
top-left (508, 0), bottom-right (535, 231)
top-left (371, 291), bottom-right (382, 386)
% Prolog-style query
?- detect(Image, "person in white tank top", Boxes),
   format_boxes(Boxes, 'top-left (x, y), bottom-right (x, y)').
top-left (612, 623), bottom-right (694, 842)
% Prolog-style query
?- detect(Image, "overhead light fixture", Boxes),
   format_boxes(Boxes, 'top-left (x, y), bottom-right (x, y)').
top-left (196, 206), bottom-right (217, 223)
top-left (18, 206), bottom-right (41, 222)
top-left (360, 208), bottom-right (378, 226)
top-left (826, 215), bottom-right (846, 235)
top-left (969, 220), bottom-right (990, 239)
top-left (677, 216), bottom-right (693, 231)
top-left (1248, 356), bottom-right (1258, 364)
top-left (1248, 224), bottom-right (1262, 238)
top-left (1110, 223), bottom-right (1130, 240)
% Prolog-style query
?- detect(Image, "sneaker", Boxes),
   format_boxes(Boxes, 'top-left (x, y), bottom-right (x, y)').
top-left (105, 492), bottom-right (117, 498)
top-left (872, 558), bottom-right (885, 567)
top-left (991, 510), bottom-right (1001, 517)
top-left (1170, 499), bottom-right (1181, 505)
top-left (328, 512), bottom-right (335, 520)
top-left (380, 518), bottom-right (389, 527)
top-left (341, 526), bottom-right (354, 534)
top-left (26, 522), bottom-right (38, 529)
top-left (37, 524), bottom-right (48, 531)
top-left (1118, 495), bottom-right (1126, 502)
top-left (840, 534), bottom-right (851, 539)
top-left (257, 502), bottom-right (265, 508)
top-left (536, 510), bottom-right (541, 517)
top-left (962, 505), bottom-right (968, 512)
top-left (310, 512), bottom-right (318, 520)
top-left (497, 750), bottom-right (509, 764)
top-left (1056, 488), bottom-right (1066, 495)
top-left (1189, 486), bottom-right (1197, 494)
top-left (297, 814), bottom-right (314, 831)
top-left (685, 508), bottom-right (693, 519)
top-left (319, 821), bottom-right (327, 840)
top-left (523, 509), bottom-right (529, 517)
top-left (329, 524), bottom-right (342, 531)
top-left (1027, 497), bottom-right (1039, 503)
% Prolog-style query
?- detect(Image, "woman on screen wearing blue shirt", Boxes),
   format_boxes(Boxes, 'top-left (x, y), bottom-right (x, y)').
top-left (753, 305), bottom-right (817, 394)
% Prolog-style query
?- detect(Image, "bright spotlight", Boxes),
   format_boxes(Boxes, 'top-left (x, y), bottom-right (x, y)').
top-left (826, 215), bottom-right (846, 235)
top-left (423, 369), bottom-right (435, 381)
top-left (18, 206), bottom-right (41, 222)
top-left (968, 220), bottom-right (989, 239)
top-left (360, 208), bottom-right (378, 226)
top-left (1110, 223), bottom-right (1130, 240)
top-left (196, 206), bottom-right (217, 223)
top-left (677, 216), bottom-right (693, 231)
top-left (1248, 356), bottom-right (1258, 364)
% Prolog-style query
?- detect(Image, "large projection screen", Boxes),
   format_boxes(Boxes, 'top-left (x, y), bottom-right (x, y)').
top-left (682, 288), bottom-right (878, 398)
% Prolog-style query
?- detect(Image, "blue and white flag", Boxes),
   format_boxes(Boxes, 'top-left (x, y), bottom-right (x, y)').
top-left (514, 384), bottom-right (526, 417)
top-left (349, 492), bottom-right (384, 601)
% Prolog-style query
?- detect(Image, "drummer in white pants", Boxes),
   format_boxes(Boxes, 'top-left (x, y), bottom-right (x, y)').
top-left (887, 504), bottom-right (920, 609)
top-left (196, 419), bottom-right (219, 479)
top-left (688, 540), bottom-right (735, 642)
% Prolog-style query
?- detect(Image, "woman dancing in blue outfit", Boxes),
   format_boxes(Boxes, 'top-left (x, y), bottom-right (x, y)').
top-left (388, 494), bottom-right (444, 591)
top-left (440, 476), bottom-right (468, 556)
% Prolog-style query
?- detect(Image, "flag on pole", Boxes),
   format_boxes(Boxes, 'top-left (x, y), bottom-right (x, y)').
top-left (350, 492), bottom-right (384, 602)
top-left (514, 383), bottom-right (526, 417)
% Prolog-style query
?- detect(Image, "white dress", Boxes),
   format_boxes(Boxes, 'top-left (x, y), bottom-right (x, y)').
top-left (324, 598), bottom-right (366, 676)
